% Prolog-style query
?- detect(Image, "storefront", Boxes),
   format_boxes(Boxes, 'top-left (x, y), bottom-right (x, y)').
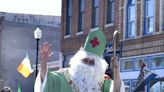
top-left (120, 53), bottom-right (164, 92)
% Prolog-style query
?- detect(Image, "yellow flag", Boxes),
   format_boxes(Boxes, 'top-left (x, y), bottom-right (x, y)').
top-left (17, 54), bottom-right (33, 78)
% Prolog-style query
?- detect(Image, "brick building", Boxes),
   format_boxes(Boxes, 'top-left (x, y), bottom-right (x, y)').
top-left (61, 0), bottom-right (119, 67)
top-left (119, 0), bottom-right (164, 91)
top-left (61, 0), bottom-right (164, 91)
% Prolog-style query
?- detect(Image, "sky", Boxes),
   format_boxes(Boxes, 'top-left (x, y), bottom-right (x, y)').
top-left (0, 0), bottom-right (61, 16)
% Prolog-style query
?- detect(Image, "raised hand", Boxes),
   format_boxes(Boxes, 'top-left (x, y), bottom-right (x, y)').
top-left (111, 56), bottom-right (119, 67)
top-left (40, 42), bottom-right (53, 65)
top-left (40, 42), bottom-right (53, 81)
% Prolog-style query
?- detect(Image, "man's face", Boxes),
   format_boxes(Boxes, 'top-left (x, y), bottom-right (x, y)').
top-left (68, 49), bottom-right (108, 92)
top-left (69, 48), bottom-right (108, 78)
top-left (81, 58), bottom-right (95, 66)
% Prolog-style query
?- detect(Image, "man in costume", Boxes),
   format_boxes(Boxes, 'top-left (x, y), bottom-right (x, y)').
top-left (34, 29), bottom-right (125, 92)
top-left (0, 86), bottom-right (11, 92)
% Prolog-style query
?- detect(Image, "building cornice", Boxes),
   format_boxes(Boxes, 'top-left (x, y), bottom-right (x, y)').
top-left (0, 12), bottom-right (61, 27)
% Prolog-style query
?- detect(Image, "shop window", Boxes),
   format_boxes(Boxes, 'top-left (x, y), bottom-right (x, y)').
top-left (131, 79), bottom-right (138, 92)
top-left (150, 56), bottom-right (164, 69)
top-left (121, 59), bottom-right (134, 71)
top-left (134, 58), bottom-right (148, 70)
top-left (123, 80), bottom-right (131, 92)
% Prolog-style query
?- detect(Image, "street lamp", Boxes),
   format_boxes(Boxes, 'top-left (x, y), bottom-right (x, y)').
top-left (34, 27), bottom-right (42, 78)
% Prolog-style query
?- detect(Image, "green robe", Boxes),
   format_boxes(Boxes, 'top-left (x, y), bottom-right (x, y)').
top-left (43, 71), bottom-right (73, 92)
top-left (41, 68), bottom-right (113, 92)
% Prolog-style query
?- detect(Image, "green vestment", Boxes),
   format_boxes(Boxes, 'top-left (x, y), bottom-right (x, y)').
top-left (42, 69), bottom-right (112, 92)
top-left (43, 71), bottom-right (73, 92)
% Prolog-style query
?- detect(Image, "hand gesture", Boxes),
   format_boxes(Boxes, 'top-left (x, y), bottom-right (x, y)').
top-left (40, 42), bottom-right (53, 81)
top-left (111, 56), bottom-right (119, 67)
top-left (40, 42), bottom-right (53, 66)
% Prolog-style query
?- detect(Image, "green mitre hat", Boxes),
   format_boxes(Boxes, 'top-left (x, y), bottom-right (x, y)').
top-left (84, 28), bottom-right (106, 57)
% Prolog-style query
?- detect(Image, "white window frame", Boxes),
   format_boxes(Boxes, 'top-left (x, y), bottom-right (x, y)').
top-left (144, 0), bottom-right (155, 35)
top-left (126, 0), bottom-right (136, 38)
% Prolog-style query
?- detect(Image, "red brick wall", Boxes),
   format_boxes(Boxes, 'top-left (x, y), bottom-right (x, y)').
top-left (61, 0), bottom-right (67, 51)
top-left (84, 0), bottom-right (92, 34)
top-left (61, 0), bottom-right (163, 57)
top-left (155, 0), bottom-right (160, 33)
top-left (61, 0), bottom-right (119, 54)
top-left (122, 33), bottom-right (164, 57)
top-left (136, 2), bottom-right (141, 36)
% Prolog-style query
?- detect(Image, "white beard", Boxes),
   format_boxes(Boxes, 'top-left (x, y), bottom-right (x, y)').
top-left (69, 48), bottom-right (108, 92)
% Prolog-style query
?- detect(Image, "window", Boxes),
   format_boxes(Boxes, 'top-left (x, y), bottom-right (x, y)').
top-left (121, 59), bottom-right (134, 71)
top-left (92, 0), bottom-right (99, 28)
top-left (144, 0), bottom-right (154, 34)
top-left (126, 0), bottom-right (136, 38)
top-left (123, 80), bottom-right (131, 92)
top-left (134, 58), bottom-right (148, 70)
top-left (66, 0), bottom-right (72, 36)
top-left (78, 0), bottom-right (84, 32)
top-left (150, 81), bottom-right (164, 92)
top-left (131, 79), bottom-right (138, 92)
top-left (150, 56), bottom-right (164, 69)
top-left (106, 0), bottom-right (114, 24)
top-left (63, 54), bottom-right (74, 67)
